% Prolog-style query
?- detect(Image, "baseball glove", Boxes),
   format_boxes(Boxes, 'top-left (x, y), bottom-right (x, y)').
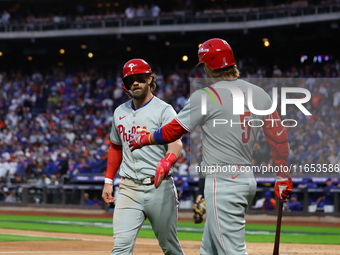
top-left (193, 198), bottom-right (206, 224)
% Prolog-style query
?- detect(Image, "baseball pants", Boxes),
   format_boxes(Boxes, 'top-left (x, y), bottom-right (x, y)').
top-left (112, 177), bottom-right (185, 255)
top-left (200, 172), bottom-right (257, 255)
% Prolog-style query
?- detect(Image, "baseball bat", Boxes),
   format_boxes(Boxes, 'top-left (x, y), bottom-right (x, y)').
top-left (273, 199), bottom-right (283, 255)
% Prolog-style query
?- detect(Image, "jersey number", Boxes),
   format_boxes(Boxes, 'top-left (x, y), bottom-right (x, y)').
top-left (240, 111), bottom-right (251, 144)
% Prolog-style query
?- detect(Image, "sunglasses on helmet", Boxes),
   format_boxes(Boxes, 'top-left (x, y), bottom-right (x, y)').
top-left (125, 74), bottom-right (149, 87)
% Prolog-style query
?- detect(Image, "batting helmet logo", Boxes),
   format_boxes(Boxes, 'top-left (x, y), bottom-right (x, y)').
top-left (128, 63), bottom-right (136, 72)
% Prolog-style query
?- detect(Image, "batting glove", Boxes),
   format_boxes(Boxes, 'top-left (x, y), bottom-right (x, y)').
top-left (154, 153), bottom-right (178, 188)
top-left (274, 177), bottom-right (293, 202)
top-left (129, 128), bottom-right (152, 152)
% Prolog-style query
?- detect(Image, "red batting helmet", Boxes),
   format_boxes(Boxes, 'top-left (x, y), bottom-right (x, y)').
top-left (197, 38), bottom-right (236, 70)
top-left (122, 58), bottom-right (152, 78)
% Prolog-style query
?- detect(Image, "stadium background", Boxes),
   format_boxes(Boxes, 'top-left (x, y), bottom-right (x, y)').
top-left (0, 0), bottom-right (340, 254)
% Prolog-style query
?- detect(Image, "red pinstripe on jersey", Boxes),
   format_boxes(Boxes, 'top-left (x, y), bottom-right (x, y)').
top-left (170, 178), bottom-right (185, 255)
top-left (174, 117), bottom-right (191, 132)
top-left (213, 174), bottom-right (226, 252)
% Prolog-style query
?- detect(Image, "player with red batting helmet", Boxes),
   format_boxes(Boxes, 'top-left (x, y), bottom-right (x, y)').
top-left (121, 58), bottom-right (153, 98)
top-left (129, 39), bottom-right (293, 254)
top-left (102, 58), bottom-right (185, 254)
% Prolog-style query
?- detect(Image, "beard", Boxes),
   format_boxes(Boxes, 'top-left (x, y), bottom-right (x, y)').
top-left (132, 85), bottom-right (149, 100)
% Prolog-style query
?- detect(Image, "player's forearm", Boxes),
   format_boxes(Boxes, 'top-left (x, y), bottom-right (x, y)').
top-left (167, 139), bottom-right (183, 159)
top-left (263, 111), bottom-right (291, 178)
top-left (263, 111), bottom-right (289, 162)
top-left (153, 119), bottom-right (188, 145)
top-left (198, 177), bottom-right (205, 196)
top-left (267, 140), bottom-right (290, 179)
top-left (130, 119), bottom-right (187, 151)
top-left (104, 142), bottom-right (122, 184)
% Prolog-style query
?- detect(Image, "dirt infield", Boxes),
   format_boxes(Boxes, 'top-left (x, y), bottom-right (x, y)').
top-left (0, 228), bottom-right (339, 255)
top-left (1, 208), bottom-right (340, 254)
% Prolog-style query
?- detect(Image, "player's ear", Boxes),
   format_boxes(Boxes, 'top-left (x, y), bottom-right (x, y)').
top-left (147, 74), bottom-right (153, 85)
top-left (148, 73), bottom-right (157, 92)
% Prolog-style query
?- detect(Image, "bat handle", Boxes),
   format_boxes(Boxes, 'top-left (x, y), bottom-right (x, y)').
top-left (273, 200), bottom-right (284, 255)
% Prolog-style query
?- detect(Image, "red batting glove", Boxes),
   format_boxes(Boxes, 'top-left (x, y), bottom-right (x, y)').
top-left (154, 153), bottom-right (178, 188)
top-left (274, 177), bottom-right (293, 202)
top-left (129, 129), bottom-right (153, 152)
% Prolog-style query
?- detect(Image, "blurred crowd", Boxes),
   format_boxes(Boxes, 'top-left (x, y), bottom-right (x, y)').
top-left (0, 59), bottom-right (340, 190)
top-left (0, 65), bottom-right (190, 186)
top-left (252, 63), bottom-right (340, 172)
top-left (0, 0), bottom-right (336, 27)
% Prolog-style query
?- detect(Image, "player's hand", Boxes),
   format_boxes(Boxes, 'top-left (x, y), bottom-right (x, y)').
top-left (274, 177), bottom-right (293, 202)
top-left (129, 128), bottom-right (150, 152)
top-left (196, 194), bottom-right (203, 204)
top-left (154, 153), bottom-right (178, 188)
top-left (102, 183), bottom-right (116, 203)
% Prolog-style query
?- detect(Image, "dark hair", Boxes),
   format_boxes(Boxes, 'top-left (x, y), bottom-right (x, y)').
top-left (149, 73), bottom-right (157, 92)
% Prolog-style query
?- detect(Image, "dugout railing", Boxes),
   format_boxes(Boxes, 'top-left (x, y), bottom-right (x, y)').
top-left (0, 184), bottom-right (107, 210)
top-left (0, 184), bottom-right (339, 216)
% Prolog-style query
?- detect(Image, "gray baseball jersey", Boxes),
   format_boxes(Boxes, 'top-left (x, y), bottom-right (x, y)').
top-left (110, 96), bottom-right (176, 179)
top-left (175, 79), bottom-right (272, 255)
top-left (110, 96), bottom-right (184, 255)
top-left (176, 79), bottom-right (272, 166)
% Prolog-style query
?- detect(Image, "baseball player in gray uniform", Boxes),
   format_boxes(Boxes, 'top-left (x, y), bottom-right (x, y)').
top-left (129, 39), bottom-right (293, 255)
top-left (102, 58), bottom-right (185, 255)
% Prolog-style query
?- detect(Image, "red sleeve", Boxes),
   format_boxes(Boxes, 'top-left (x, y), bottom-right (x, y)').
top-left (161, 119), bottom-right (188, 143)
top-left (105, 142), bottom-right (123, 180)
top-left (263, 111), bottom-right (290, 177)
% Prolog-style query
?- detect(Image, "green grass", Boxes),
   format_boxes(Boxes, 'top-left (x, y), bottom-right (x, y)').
top-left (0, 215), bottom-right (112, 223)
top-left (0, 214), bottom-right (339, 244)
top-left (0, 221), bottom-right (112, 236)
top-left (246, 223), bottom-right (340, 234)
top-left (245, 234), bottom-right (340, 244)
top-left (0, 233), bottom-right (69, 242)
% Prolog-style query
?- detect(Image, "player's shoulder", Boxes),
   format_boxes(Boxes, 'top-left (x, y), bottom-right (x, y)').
top-left (151, 96), bottom-right (177, 117)
top-left (209, 79), bottom-right (268, 96)
top-left (239, 79), bottom-right (270, 96)
top-left (113, 100), bottom-right (132, 114)
top-left (238, 78), bottom-right (263, 89)
top-left (188, 87), bottom-right (206, 100)
top-left (151, 96), bottom-right (173, 108)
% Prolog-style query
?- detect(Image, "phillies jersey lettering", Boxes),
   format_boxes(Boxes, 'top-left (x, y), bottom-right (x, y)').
top-left (110, 97), bottom-right (177, 180)
top-left (117, 125), bottom-right (147, 142)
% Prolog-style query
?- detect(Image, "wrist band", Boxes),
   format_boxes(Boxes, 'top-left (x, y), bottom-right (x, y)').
top-left (148, 134), bottom-right (152, 144)
top-left (104, 178), bottom-right (113, 184)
